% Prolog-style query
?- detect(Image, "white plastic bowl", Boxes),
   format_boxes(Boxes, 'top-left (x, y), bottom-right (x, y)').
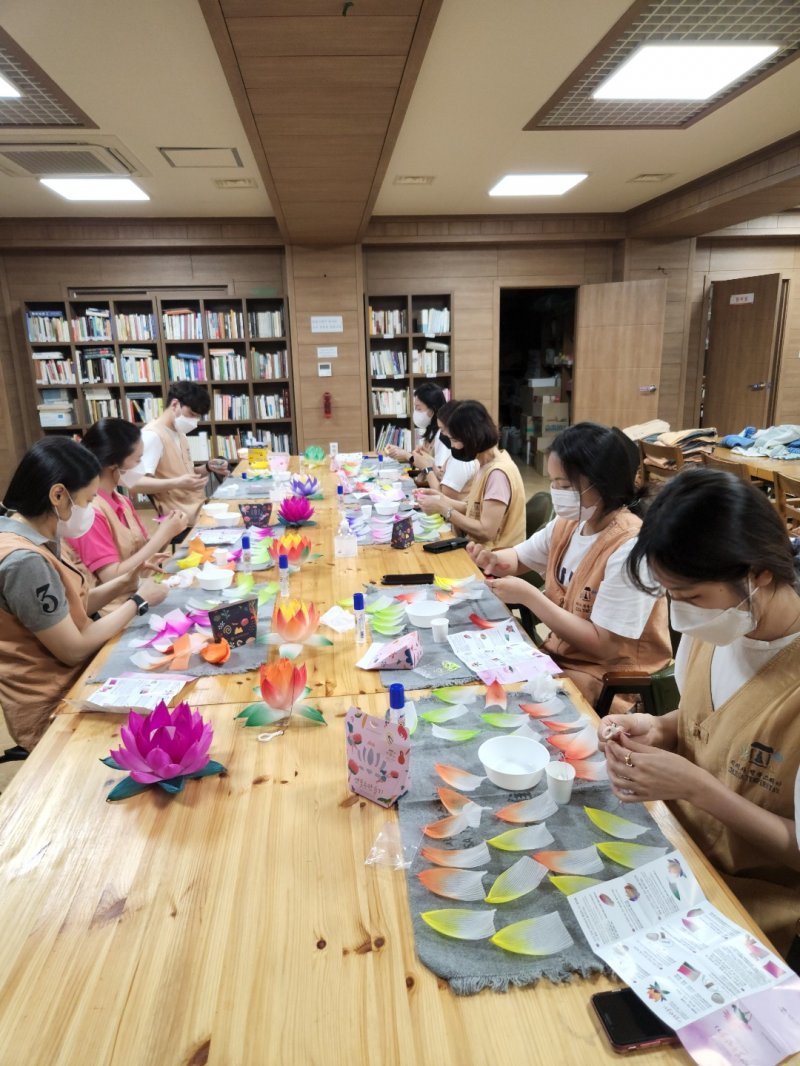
top-left (478, 736), bottom-right (550, 791)
top-left (198, 566), bottom-right (235, 591)
top-left (212, 512), bottom-right (241, 527)
top-left (203, 503), bottom-right (230, 517)
top-left (406, 600), bottom-right (449, 628)
top-left (374, 502), bottom-right (398, 516)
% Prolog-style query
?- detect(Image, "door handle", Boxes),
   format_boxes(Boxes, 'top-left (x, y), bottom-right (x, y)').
top-left (749, 382), bottom-right (772, 391)
top-left (638, 385), bottom-right (658, 394)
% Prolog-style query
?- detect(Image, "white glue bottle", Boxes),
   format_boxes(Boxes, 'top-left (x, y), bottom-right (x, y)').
top-left (279, 553), bottom-right (290, 597)
top-left (353, 592), bottom-right (366, 644)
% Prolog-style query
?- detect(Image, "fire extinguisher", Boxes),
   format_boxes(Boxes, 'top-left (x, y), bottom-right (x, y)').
top-left (323, 391), bottom-right (332, 419)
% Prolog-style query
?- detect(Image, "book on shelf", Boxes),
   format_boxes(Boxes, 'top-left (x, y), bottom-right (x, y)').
top-left (73, 307), bottom-right (112, 342)
top-left (33, 352), bottom-right (77, 385)
top-left (412, 344), bottom-right (451, 375)
top-left (85, 388), bottom-right (122, 421)
top-left (371, 387), bottom-right (409, 417)
top-left (252, 349), bottom-right (288, 380)
top-left (126, 392), bottom-right (163, 423)
top-left (215, 434), bottom-right (241, 461)
top-left (247, 308), bottom-right (284, 338)
top-left (213, 393), bottom-right (250, 421)
top-left (244, 429), bottom-right (291, 452)
top-left (368, 306), bottom-right (407, 336)
top-left (206, 309), bottom-right (244, 340)
top-left (78, 348), bottom-right (118, 384)
top-left (375, 423), bottom-right (412, 453)
top-left (167, 352), bottom-right (206, 381)
top-left (41, 388), bottom-right (73, 403)
top-left (414, 307), bottom-right (450, 334)
top-left (210, 348), bottom-right (247, 381)
top-left (370, 349), bottom-right (408, 378)
top-left (26, 310), bottom-right (71, 343)
top-left (253, 389), bottom-right (290, 420)
top-left (120, 348), bottom-right (161, 383)
top-left (187, 432), bottom-right (210, 463)
top-left (115, 311), bottom-right (157, 341)
top-left (162, 308), bottom-right (202, 340)
top-left (37, 399), bottom-right (75, 428)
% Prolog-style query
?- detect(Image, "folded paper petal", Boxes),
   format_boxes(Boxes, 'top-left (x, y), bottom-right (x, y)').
top-left (417, 867), bottom-right (487, 902)
top-left (484, 680), bottom-right (507, 709)
top-left (469, 614), bottom-right (497, 630)
top-left (420, 908), bottom-right (496, 940)
top-left (420, 703), bottom-right (470, 724)
top-left (596, 843), bottom-right (668, 869)
top-left (495, 793), bottom-right (559, 824)
top-left (485, 856), bottom-right (549, 903)
top-left (533, 845), bottom-right (604, 875)
top-left (200, 639), bottom-right (231, 664)
top-left (519, 701), bottom-right (557, 719)
top-left (571, 756), bottom-right (609, 781)
top-left (433, 763), bottom-right (486, 791)
top-left (547, 724), bottom-right (599, 759)
top-left (584, 807), bottom-right (649, 841)
top-left (423, 812), bottom-right (471, 839)
top-left (430, 726), bottom-right (480, 743)
top-left (436, 787), bottom-right (473, 815)
top-left (543, 718), bottom-right (587, 732)
top-left (431, 686), bottom-right (478, 705)
top-left (548, 875), bottom-right (603, 895)
top-left (481, 712), bottom-right (526, 729)
top-left (488, 824), bottom-right (555, 851)
top-left (490, 912), bottom-right (574, 956)
top-left (420, 842), bottom-right (491, 869)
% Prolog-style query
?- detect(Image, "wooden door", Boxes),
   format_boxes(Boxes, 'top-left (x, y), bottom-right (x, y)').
top-left (573, 279), bottom-right (667, 428)
top-left (703, 274), bottom-right (782, 435)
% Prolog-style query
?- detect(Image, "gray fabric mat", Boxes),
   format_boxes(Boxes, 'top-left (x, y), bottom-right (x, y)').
top-left (88, 584), bottom-right (277, 682)
top-left (212, 478), bottom-right (273, 500)
top-left (396, 688), bottom-right (672, 994)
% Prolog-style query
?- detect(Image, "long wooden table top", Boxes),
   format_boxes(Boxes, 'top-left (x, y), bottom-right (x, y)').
top-left (711, 445), bottom-right (800, 483)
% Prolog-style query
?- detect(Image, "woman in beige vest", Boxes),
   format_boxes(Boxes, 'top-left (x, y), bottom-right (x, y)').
top-left (65, 419), bottom-right (188, 612)
top-left (0, 439), bottom-right (168, 750)
top-left (602, 468), bottom-right (800, 958)
top-left (416, 400), bottom-right (525, 550)
top-left (470, 423), bottom-right (672, 706)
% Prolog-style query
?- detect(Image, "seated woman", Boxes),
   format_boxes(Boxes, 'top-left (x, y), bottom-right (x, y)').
top-left (416, 400), bottom-right (525, 549)
top-left (0, 438), bottom-right (168, 750)
top-left (469, 422), bottom-right (671, 706)
top-left (601, 468), bottom-right (800, 959)
top-left (413, 400), bottom-right (478, 501)
top-left (383, 382), bottom-right (446, 469)
top-left (65, 418), bottom-right (188, 612)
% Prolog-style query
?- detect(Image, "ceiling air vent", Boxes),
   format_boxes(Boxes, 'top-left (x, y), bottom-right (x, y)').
top-left (214, 177), bottom-right (258, 190)
top-left (393, 174), bottom-right (435, 186)
top-left (0, 142), bottom-right (135, 177)
top-left (628, 172), bottom-right (675, 183)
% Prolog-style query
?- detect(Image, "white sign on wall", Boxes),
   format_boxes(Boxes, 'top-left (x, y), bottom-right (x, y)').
top-left (310, 315), bottom-right (344, 333)
top-left (316, 346), bottom-right (338, 358)
top-left (729, 293), bottom-right (755, 305)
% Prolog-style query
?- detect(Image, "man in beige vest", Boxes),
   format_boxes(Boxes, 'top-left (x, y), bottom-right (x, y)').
top-left (134, 381), bottom-right (216, 532)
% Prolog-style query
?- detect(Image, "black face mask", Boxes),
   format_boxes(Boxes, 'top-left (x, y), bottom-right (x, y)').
top-left (439, 433), bottom-right (451, 449)
top-left (450, 446), bottom-right (472, 462)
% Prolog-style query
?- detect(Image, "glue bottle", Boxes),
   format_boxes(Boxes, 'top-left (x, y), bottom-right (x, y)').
top-left (353, 592), bottom-right (366, 644)
top-left (279, 553), bottom-right (290, 597)
top-left (241, 533), bottom-right (251, 573)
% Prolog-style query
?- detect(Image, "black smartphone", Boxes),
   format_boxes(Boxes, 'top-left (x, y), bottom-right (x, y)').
top-left (381, 573), bottom-right (434, 585)
top-left (422, 536), bottom-right (469, 554)
top-left (591, 989), bottom-right (677, 1053)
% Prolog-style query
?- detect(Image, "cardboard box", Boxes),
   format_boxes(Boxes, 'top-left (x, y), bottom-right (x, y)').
top-left (533, 433), bottom-right (557, 453)
top-left (532, 450), bottom-right (548, 476)
top-left (527, 376), bottom-right (559, 391)
top-left (38, 407), bottom-right (73, 428)
top-left (532, 399), bottom-right (568, 419)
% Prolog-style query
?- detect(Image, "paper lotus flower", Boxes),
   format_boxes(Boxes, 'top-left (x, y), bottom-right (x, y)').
top-left (102, 701), bottom-right (225, 801)
top-left (303, 445), bottom-right (326, 465)
top-left (289, 474), bottom-right (320, 498)
top-left (268, 531), bottom-right (313, 567)
top-left (237, 658), bottom-right (325, 727)
top-left (277, 496), bottom-right (315, 527)
top-left (272, 599), bottom-right (320, 643)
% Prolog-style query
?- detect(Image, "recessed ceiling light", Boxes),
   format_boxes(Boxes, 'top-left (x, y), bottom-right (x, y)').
top-left (0, 74), bottom-right (20, 98)
top-left (593, 43), bottom-right (779, 101)
top-left (489, 173), bottom-right (587, 197)
top-left (40, 177), bottom-right (149, 201)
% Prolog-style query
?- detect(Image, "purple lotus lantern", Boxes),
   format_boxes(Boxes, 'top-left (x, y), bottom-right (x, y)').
top-left (288, 474), bottom-right (320, 498)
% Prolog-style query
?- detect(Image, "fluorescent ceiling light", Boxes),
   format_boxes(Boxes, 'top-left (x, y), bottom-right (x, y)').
top-left (593, 44), bottom-right (779, 101)
top-left (40, 177), bottom-right (149, 201)
top-left (0, 74), bottom-right (20, 98)
top-left (489, 173), bottom-right (587, 197)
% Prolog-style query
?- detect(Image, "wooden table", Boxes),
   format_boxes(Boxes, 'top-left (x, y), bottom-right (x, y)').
top-left (712, 445), bottom-right (800, 483)
top-left (0, 458), bottom-right (786, 1065)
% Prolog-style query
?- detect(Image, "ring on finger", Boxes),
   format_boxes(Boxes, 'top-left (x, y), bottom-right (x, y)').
top-left (624, 751), bottom-right (634, 768)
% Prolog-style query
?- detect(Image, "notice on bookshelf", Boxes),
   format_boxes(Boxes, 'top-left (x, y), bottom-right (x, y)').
top-left (310, 315), bottom-right (343, 334)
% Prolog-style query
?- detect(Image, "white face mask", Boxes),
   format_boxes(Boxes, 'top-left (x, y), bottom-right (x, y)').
top-left (55, 493), bottom-right (95, 539)
top-left (669, 585), bottom-right (756, 646)
top-left (174, 414), bottom-right (199, 435)
top-left (118, 463), bottom-right (145, 489)
top-left (413, 409), bottom-right (431, 430)
top-left (550, 486), bottom-right (596, 521)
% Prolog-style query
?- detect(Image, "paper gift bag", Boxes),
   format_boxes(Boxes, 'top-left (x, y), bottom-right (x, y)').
top-left (345, 706), bottom-right (410, 807)
top-left (391, 515), bottom-right (414, 549)
top-left (208, 599), bottom-right (258, 648)
top-left (239, 503), bottom-right (272, 528)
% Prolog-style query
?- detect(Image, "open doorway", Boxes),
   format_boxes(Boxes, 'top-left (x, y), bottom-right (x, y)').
top-left (499, 288), bottom-right (575, 472)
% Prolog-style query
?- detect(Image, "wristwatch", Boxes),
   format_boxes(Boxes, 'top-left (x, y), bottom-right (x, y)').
top-left (422, 466), bottom-right (433, 475)
top-left (444, 508), bottom-right (453, 522)
top-left (129, 593), bottom-right (149, 617)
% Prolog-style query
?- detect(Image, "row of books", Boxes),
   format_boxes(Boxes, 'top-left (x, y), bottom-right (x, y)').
top-left (368, 307), bottom-right (407, 336)
top-left (210, 348), bottom-right (248, 381)
top-left (206, 309), bottom-right (244, 340)
top-left (370, 349), bottom-right (408, 377)
top-left (253, 391), bottom-right (290, 420)
top-left (167, 353), bottom-right (206, 381)
top-left (121, 349), bottom-right (161, 383)
top-left (415, 307), bottom-right (450, 334)
top-left (187, 431), bottom-right (211, 463)
top-left (73, 307), bottom-right (112, 342)
top-left (115, 312), bottom-right (157, 341)
top-left (213, 393), bottom-right (250, 420)
top-left (412, 344), bottom-right (450, 375)
top-left (126, 392), bottom-right (163, 423)
top-left (162, 309), bottom-right (203, 340)
top-left (375, 422), bottom-right (412, 453)
top-left (247, 309), bottom-right (284, 338)
top-left (78, 348), bottom-right (118, 384)
top-left (85, 389), bottom-right (122, 421)
top-left (249, 429), bottom-right (291, 452)
top-left (371, 387), bottom-right (409, 417)
top-left (33, 351), bottom-right (76, 385)
top-left (252, 349), bottom-right (288, 380)
top-left (26, 310), bottom-right (71, 343)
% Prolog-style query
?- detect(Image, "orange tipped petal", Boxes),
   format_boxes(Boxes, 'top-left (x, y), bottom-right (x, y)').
top-left (519, 702), bottom-right (553, 719)
top-left (201, 639), bottom-right (231, 664)
top-left (434, 763), bottom-right (485, 791)
top-left (484, 680), bottom-right (507, 710)
top-left (423, 812), bottom-right (471, 839)
top-left (437, 787), bottom-right (473, 814)
top-left (547, 725), bottom-right (598, 759)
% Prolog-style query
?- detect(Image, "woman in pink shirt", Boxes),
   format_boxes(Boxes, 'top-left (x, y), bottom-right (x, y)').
top-left (66, 419), bottom-right (188, 612)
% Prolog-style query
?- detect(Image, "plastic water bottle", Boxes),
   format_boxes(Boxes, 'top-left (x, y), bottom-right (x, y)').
top-left (334, 517), bottom-right (357, 558)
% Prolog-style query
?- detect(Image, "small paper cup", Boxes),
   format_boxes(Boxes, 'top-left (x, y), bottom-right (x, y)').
top-left (213, 548), bottom-right (229, 566)
top-left (360, 504), bottom-right (373, 519)
top-left (546, 761), bottom-right (576, 804)
top-left (431, 617), bottom-right (449, 643)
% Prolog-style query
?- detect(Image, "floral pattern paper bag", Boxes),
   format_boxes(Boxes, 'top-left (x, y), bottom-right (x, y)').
top-left (346, 685), bottom-right (410, 808)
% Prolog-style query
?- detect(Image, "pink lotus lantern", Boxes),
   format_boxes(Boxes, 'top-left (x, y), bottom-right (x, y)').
top-left (102, 701), bottom-right (225, 801)
top-left (277, 495), bottom-right (315, 527)
top-left (267, 531), bottom-right (313, 567)
top-left (289, 474), bottom-right (320, 498)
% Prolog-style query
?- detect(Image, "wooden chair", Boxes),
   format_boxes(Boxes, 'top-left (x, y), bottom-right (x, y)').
top-left (775, 471), bottom-right (800, 533)
top-left (595, 616), bottom-right (682, 718)
top-left (701, 452), bottom-right (751, 482)
top-left (639, 441), bottom-right (684, 486)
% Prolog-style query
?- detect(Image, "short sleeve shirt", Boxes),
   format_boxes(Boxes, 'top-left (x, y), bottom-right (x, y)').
top-left (0, 517), bottom-right (69, 631)
top-left (140, 428), bottom-right (166, 476)
top-left (66, 488), bottom-right (147, 573)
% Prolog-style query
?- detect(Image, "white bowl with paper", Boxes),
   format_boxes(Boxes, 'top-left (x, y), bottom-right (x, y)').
top-left (405, 600), bottom-right (449, 628)
top-left (478, 736), bottom-right (549, 791)
top-left (198, 566), bottom-right (235, 591)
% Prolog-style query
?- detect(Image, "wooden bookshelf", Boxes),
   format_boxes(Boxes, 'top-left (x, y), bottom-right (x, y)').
top-left (22, 291), bottom-right (296, 460)
top-left (365, 292), bottom-right (452, 452)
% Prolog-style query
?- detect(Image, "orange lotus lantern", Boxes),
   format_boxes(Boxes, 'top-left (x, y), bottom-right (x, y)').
top-left (271, 599), bottom-right (320, 644)
top-left (268, 531), bottom-right (313, 567)
top-left (259, 658), bottom-right (308, 711)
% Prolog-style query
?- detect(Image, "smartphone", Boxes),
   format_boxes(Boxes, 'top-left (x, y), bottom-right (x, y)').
top-left (381, 573), bottom-right (434, 585)
top-left (591, 989), bottom-right (677, 1053)
top-left (423, 537), bottom-right (469, 554)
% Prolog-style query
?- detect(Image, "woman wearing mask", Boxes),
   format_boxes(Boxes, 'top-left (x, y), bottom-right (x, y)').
top-left (65, 418), bottom-right (188, 612)
top-left (0, 438), bottom-right (168, 750)
top-left (383, 382), bottom-right (446, 467)
top-left (414, 400), bottom-right (478, 500)
top-left (601, 468), bottom-right (800, 959)
top-left (468, 422), bottom-right (671, 705)
top-left (416, 399), bottom-right (525, 549)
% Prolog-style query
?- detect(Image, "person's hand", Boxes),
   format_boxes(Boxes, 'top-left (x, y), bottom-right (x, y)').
top-left (140, 551), bottom-right (171, 575)
top-left (175, 472), bottom-right (209, 492)
top-left (598, 712), bottom-right (661, 751)
top-left (467, 542), bottom-right (513, 577)
top-left (160, 509), bottom-right (189, 540)
top-left (414, 489), bottom-right (443, 515)
top-left (606, 735), bottom-right (707, 805)
top-left (208, 458), bottom-right (229, 475)
top-left (138, 577), bottom-right (169, 609)
top-left (412, 447), bottom-right (433, 469)
top-left (384, 444), bottom-right (404, 461)
top-left (485, 575), bottom-right (533, 605)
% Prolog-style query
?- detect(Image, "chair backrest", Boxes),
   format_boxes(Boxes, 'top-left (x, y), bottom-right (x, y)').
top-left (775, 471), bottom-right (800, 532)
top-left (639, 440), bottom-right (684, 484)
top-left (701, 453), bottom-right (751, 482)
top-left (525, 490), bottom-right (554, 537)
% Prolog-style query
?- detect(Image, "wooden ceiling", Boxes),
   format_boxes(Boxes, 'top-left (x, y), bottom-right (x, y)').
top-left (200, 0), bottom-right (442, 244)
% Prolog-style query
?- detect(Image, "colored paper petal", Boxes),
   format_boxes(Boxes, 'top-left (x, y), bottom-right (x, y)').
top-left (437, 787), bottom-right (474, 815)
top-left (584, 807), bottom-right (649, 840)
top-left (533, 846), bottom-right (604, 875)
top-left (485, 856), bottom-right (549, 903)
top-left (236, 573), bottom-right (255, 596)
top-left (431, 686), bottom-right (479, 705)
top-left (484, 680), bottom-right (507, 709)
top-left (488, 824), bottom-right (554, 851)
top-left (236, 702), bottom-right (287, 727)
top-left (420, 842), bottom-right (491, 869)
top-left (495, 793), bottom-right (559, 824)
top-left (490, 912), bottom-right (574, 956)
top-left (519, 701), bottom-right (558, 719)
top-left (200, 639), bottom-right (231, 664)
top-left (596, 843), bottom-right (668, 869)
top-left (434, 574), bottom-right (474, 591)
top-left (433, 763), bottom-right (485, 791)
top-left (543, 718), bottom-right (587, 732)
top-left (106, 776), bottom-right (152, 802)
top-left (423, 812), bottom-right (471, 839)
top-left (420, 908), bottom-right (496, 941)
top-left (481, 713), bottom-right (526, 729)
top-left (420, 703), bottom-right (470, 724)
top-left (549, 875), bottom-right (603, 895)
top-left (295, 706), bottom-right (326, 725)
top-left (547, 723), bottom-right (598, 759)
top-left (469, 613), bottom-right (497, 630)
top-left (176, 551), bottom-right (204, 570)
top-left (418, 867), bottom-right (487, 902)
top-left (431, 726), bottom-right (480, 743)
top-left (572, 756), bottom-right (609, 781)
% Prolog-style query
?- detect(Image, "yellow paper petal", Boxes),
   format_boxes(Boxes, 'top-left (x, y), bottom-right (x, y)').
top-left (548, 875), bottom-right (603, 895)
top-left (584, 807), bottom-right (649, 841)
top-left (490, 912), bottom-right (574, 956)
top-left (485, 856), bottom-right (548, 903)
top-left (420, 908), bottom-right (496, 940)
top-left (177, 551), bottom-right (203, 570)
top-left (488, 825), bottom-right (554, 851)
top-left (596, 843), bottom-right (668, 869)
